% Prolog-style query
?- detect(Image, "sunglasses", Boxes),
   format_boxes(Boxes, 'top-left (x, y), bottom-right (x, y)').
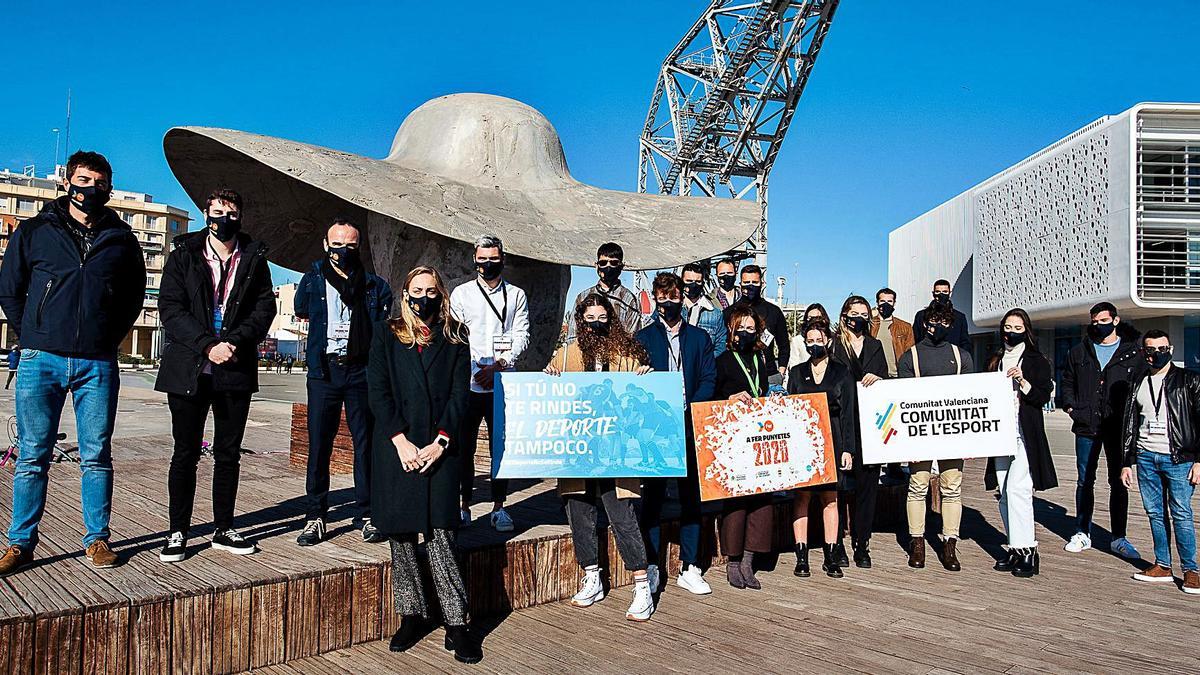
top-left (597, 261), bottom-right (622, 269)
top-left (1145, 346), bottom-right (1172, 354)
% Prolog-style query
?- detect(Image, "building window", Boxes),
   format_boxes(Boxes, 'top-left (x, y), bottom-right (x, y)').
top-left (17, 198), bottom-right (35, 212)
top-left (169, 219), bottom-right (180, 232)
top-left (146, 274), bottom-right (157, 287)
top-left (145, 215), bottom-right (161, 229)
top-left (121, 212), bottom-right (135, 225)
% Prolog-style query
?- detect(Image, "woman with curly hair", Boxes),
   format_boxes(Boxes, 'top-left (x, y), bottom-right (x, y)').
top-left (545, 293), bottom-right (657, 621)
top-left (367, 266), bottom-right (481, 663)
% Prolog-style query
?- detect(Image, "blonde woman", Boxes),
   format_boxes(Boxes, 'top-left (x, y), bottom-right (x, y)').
top-left (366, 266), bottom-right (480, 664)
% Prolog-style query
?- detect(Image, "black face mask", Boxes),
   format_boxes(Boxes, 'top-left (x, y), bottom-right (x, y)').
top-left (598, 264), bottom-right (622, 285)
top-left (328, 245), bottom-right (360, 270)
top-left (68, 183), bottom-right (111, 216)
top-left (408, 295), bottom-right (441, 321)
top-left (717, 274), bottom-right (737, 292)
top-left (477, 259), bottom-right (504, 281)
top-left (585, 319), bottom-right (609, 336)
top-left (844, 316), bottom-right (869, 335)
top-left (1089, 322), bottom-right (1116, 343)
top-left (1002, 331), bottom-right (1025, 348)
top-left (734, 330), bottom-right (757, 352)
top-left (207, 214), bottom-right (242, 243)
top-left (1147, 350), bottom-right (1172, 370)
top-left (658, 300), bottom-right (683, 323)
top-left (683, 281), bottom-right (704, 301)
top-left (878, 302), bottom-right (894, 319)
top-left (928, 324), bottom-right (949, 345)
top-left (807, 344), bottom-right (828, 360)
top-left (742, 284), bottom-right (761, 302)
top-left (932, 292), bottom-right (951, 306)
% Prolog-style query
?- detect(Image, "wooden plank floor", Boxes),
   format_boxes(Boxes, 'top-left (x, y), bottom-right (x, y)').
top-left (261, 451), bottom-right (1200, 675)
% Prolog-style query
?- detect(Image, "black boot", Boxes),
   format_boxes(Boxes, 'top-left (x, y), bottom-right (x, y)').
top-left (835, 540), bottom-right (850, 568)
top-left (993, 548), bottom-right (1019, 572)
top-left (853, 540), bottom-right (872, 569)
top-left (793, 543), bottom-right (810, 577)
top-left (822, 543), bottom-right (844, 578)
top-left (389, 616), bottom-right (427, 652)
top-left (444, 624), bottom-right (483, 664)
top-left (1011, 548), bottom-right (1040, 578)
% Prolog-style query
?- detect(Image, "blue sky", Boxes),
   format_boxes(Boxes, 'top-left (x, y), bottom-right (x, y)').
top-left (3, 1), bottom-right (1197, 314)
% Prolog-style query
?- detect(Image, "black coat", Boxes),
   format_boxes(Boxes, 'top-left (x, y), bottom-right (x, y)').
top-left (789, 359), bottom-right (858, 490)
top-left (155, 231), bottom-right (276, 395)
top-left (1059, 322), bottom-right (1147, 437)
top-left (1121, 366), bottom-right (1200, 466)
top-left (913, 306), bottom-right (972, 352)
top-left (0, 196), bottom-right (145, 356)
top-left (831, 334), bottom-right (888, 383)
top-left (367, 321), bottom-right (470, 535)
top-left (984, 348), bottom-right (1059, 492)
top-left (714, 348), bottom-right (770, 400)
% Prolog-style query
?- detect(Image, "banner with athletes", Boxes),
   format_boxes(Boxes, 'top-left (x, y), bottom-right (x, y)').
top-left (492, 371), bottom-right (687, 479)
top-left (856, 371), bottom-right (1019, 464)
top-left (691, 394), bottom-right (837, 502)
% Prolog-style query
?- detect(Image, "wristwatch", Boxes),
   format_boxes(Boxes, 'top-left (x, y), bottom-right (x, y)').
top-left (436, 434), bottom-right (450, 450)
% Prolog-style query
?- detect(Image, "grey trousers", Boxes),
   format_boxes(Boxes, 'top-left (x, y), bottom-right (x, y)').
top-left (389, 529), bottom-right (468, 626)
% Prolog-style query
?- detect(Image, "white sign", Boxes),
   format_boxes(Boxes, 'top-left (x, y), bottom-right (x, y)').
top-left (856, 371), bottom-right (1019, 464)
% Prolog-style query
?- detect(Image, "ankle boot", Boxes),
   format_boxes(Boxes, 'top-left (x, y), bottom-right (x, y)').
top-left (444, 624), bottom-right (483, 664)
top-left (740, 551), bottom-right (761, 590)
top-left (853, 540), bottom-right (872, 569)
top-left (726, 558), bottom-right (746, 589)
top-left (389, 616), bottom-right (427, 652)
top-left (1012, 547), bottom-right (1040, 578)
top-left (994, 548), bottom-right (1019, 572)
top-left (835, 539), bottom-right (849, 567)
top-left (942, 537), bottom-right (962, 571)
top-left (908, 537), bottom-right (926, 569)
top-left (822, 543), bottom-right (844, 578)
top-left (793, 543), bottom-right (810, 577)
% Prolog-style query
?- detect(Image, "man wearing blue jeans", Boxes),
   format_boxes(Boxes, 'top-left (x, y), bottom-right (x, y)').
top-left (1120, 329), bottom-right (1200, 594)
top-left (0, 151), bottom-right (147, 575)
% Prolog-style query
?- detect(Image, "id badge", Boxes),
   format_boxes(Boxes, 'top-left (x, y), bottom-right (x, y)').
top-left (1148, 420), bottom-right (1168, 436)
top-left (212, 307), bottom-right (223, 332)
top-left (331, 322), bottom-right (351, 340)
top-left (759, 329), bottom-right (774, 347)
top-left (493, 334), bottom-right (514, 365)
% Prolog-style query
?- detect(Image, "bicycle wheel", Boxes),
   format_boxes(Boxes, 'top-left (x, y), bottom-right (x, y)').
top-left (6, 415), bottom-right (16, 448)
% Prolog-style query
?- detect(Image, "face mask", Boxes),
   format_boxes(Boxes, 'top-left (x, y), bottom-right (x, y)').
top-left (328, 245), bottom-right (360, 270)
top-left (717, 274), bottom-right (737, 292)
top-left (67, 183), bottom-right (111, 216)
top-left (584, 319), bottom-right (609, 336)
top-left (598, 264), bottom-right (621, 285)
top-left (658, 300), bottom-right (683, 323)
top-left (477, 259), bottom-right (503, 281)
top-left (683, 281), bottom-right (704, 301)
top-left (1147, 350), bottom-right (1172, 369)
top-left (734, 330), bottom-right (757, 351)
top-left (1002, 331), bottom-right (1025, 348)
top-left (408, 294), bottom-right (441, 321)
top-left (807, 344), bottom-right (828, 359)
top-left (928, 324), bottom-right (949, 345)
top-left (207, 214), bottom-right (242, 243)
top-left (742, 284), bottom-right (761, 302)
top-left (844, 316), bottom-right (868, 335)
top-left (1089, 322), bottom-right (1116, 342)
top-left (878, 302), bottom-right (894, 319)
top-left (932, 292), bottom-right (951, 306)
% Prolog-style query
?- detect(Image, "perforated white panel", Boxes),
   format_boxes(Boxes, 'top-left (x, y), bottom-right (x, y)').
top-left (974, 131), bottom-right (1111, 317)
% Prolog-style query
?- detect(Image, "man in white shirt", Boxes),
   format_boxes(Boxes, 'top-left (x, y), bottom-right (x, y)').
top-left (450, 235), bottom-right (530, 532)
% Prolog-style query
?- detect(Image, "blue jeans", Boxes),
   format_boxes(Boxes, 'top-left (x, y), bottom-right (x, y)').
top-left (1136, 451), bottom-right (1197, 572)
top-left (1074, 433), bottom-right (1128, 538)
top-left (9, 350), bottom-right (118, 550)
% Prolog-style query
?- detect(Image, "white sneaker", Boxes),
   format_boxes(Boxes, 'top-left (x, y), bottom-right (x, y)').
top-left (626, 580), bottom-right (654, 621)
top-left (570, 568), bottom-right (604, 608)
top-left (1111, 537), bottom-right (1140, 559)
top-left (1064, 532), bottom-right (1092, 553)
top-left (676, 564), bottom-right (712, 595)
top-left (646, 564), bottom-right (660, 593)
top-left (490, 508), bottom-right (515, 533)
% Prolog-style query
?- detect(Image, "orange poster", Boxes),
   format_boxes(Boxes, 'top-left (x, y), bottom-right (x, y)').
top-left (691, 393), bottom-right (837, 502)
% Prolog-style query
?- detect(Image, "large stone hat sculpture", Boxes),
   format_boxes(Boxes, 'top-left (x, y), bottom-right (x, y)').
top-left (164, 93), bottom-right (758, 367)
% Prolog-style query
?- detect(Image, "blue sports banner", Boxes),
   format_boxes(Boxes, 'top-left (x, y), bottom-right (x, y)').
top-left (492, 371), bottom-right (688, 479)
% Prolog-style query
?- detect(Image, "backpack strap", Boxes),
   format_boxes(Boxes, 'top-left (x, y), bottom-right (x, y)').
top-left (909, 346), bottom-right (921, 378)
top-left (951, 344), bottom-right (962, 375)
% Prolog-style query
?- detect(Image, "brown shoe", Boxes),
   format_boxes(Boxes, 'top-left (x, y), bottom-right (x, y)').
top-left (942, 537), bottom-right (962, 572)
top-left (908, 537), bottom-right (925, 569)
top-left (85, 540), bottom-right (118, 569)
top-left (1132, 564), bottom-right (1174, 583)
top-left (0, 546), bottom-right (33, 577)
top-left (1183, 571), bottom-right (1200, 594)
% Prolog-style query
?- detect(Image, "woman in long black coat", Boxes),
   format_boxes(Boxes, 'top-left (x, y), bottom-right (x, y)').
top-left (367, 265), bottom-right (481, 664)
top-left (983, 308), bottom-right (1057, 578)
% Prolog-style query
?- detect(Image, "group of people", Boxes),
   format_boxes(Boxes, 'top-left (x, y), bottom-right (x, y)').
top-left (0, 151), bottom-right (1198, 667)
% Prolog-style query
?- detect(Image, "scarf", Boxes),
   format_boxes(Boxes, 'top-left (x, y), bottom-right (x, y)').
top-left (321, 259), bottom-right (372, 364)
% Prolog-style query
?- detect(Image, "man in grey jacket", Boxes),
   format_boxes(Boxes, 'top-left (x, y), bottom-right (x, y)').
top-left (898, 302), bottom-right (974, 572)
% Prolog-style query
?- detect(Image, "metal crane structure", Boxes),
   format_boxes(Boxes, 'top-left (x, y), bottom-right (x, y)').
top-left (637, 0), bottom-right (839, 273)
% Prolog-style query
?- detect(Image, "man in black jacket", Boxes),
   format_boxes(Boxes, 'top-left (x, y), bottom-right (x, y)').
top-left (0, 151), bottom-right (145, 576)
top-left (1060, 302), bottom-right (1145, 559)
top-left (1120, 330), bottom-right (1200, 593)
top-left (911, 279), bottom-right (971, 353)
top-left (722, 264), bottom-right (789, 387)
top-left (154, 188), bottom-right (276, 563)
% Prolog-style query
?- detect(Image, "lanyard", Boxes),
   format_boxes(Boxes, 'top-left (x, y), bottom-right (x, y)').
top-left (1148, 374), bottom-right (1167, 418)
top-left (734, 352), bottom-right (760, 399)
top-left (208, 240), bottom-right (235, 310)
top-left (477, 280), bottom-right (508, 326)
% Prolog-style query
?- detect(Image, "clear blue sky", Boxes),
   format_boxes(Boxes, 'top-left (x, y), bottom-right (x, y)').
top-left (3, 1), bottom-right (1197, 314)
